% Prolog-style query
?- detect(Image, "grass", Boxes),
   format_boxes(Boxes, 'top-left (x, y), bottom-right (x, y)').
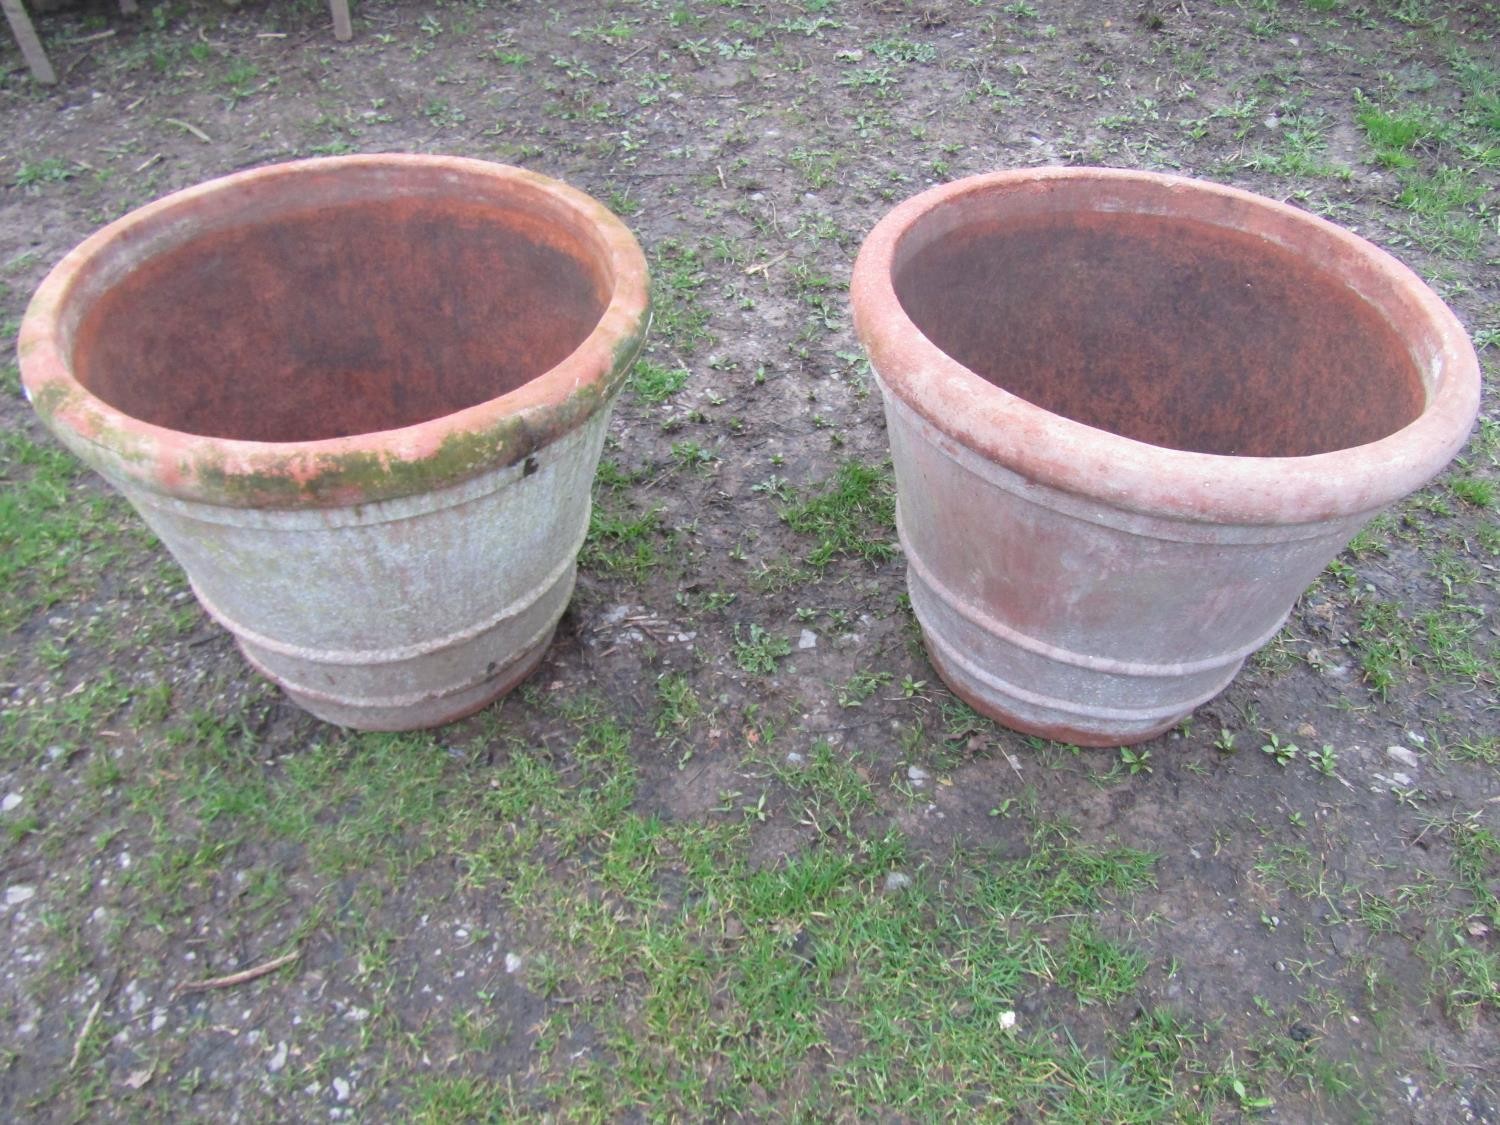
top-left (58, 686), bottom-right (1220, 1116)
top-left (779, 460), bottom-right (896, 569)
top-left (13, 158), bottom-right (74, 189)
top-left (0, 429), bottom-right (145, 631)
top-left (650, 239), bottom-right (713, 353)
top-left (495, 809), bottom-right (1194, 1118)
top-left (1241, 114), bottom-right (1352, 180)
top-left (626, 358), bottom-right (690, 403)
top-left (1355, 94), bottom-right (1447, 168)
top-left (581, 497), bottom-right (670, 580)
top-left (1396, 165), bottom-right (1492, 256)
top-left (732, 622), bottom-right (791, 673)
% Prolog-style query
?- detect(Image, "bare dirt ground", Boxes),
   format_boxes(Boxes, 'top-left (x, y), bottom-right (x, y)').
top-left (2, 0), bottom-right (1497, 1120)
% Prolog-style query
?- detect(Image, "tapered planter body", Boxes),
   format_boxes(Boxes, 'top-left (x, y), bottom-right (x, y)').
top-left (20, 155), bottom-right (649, 730)
top-left (851, 168), bottom-right (1480, 746)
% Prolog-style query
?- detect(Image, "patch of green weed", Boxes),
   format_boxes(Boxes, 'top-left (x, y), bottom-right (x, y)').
top-left (780, 461), bottom-right (896, 569)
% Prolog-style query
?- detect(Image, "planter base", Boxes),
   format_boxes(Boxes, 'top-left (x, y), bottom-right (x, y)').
top-left (166, 463), bottom-right (591, 732)
top-left (908, 557), bottom-right (1246, 747)
top-left (917, 622), bottom-right (1222, 748)
top-left (238, 622), bottom-right (557, 732)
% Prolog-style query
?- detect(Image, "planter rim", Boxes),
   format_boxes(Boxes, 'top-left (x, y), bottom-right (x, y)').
top-left (851, 166), bottom-right (1481, 526)
top-left (18, 154), bottom-right (650, 509)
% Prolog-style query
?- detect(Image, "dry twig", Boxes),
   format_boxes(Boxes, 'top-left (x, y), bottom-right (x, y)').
top-left (745, 250), bottom-right (790, 276)
top-left (69, 969), bottom-right (118, 1070)
top-left (177, 950), bottom-right (299, 996)
top-left (163, 118), bottom-right (212, 144)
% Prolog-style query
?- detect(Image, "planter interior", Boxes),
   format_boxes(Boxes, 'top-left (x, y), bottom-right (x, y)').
top-left (71, 195), bottom-right (612, 443)
top-left (894, 209), bottom-right (1424, 458)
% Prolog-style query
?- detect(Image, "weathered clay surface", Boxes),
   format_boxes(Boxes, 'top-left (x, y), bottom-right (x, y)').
top-left (852, 168), bottom-right (1480, 745)
top-left (20, 155), bottom-right (650, 729)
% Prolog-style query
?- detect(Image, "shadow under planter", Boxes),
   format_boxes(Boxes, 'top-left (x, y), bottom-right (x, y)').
top-left (851, 167), bottom-right (1480, 747)
top-left (20, 155), bottom-right (650, 731)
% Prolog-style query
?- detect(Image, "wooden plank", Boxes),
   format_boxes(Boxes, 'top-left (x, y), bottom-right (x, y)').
top-left (1, 0), bottom-right (57, 84)
top-left (330, 0), bottom-right (351, 41)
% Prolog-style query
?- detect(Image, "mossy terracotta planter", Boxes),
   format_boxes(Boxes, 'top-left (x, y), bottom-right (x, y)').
top-left (20, 155), bottom-right (649, 731)
top-left (852, 167), bottom-right (1480, 747)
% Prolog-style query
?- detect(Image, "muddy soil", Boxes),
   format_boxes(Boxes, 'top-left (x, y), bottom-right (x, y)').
top-left (2, 0), bottom-right (1497, 1121)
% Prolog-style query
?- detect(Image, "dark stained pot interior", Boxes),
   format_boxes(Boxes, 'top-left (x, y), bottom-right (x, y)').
top-left (893, 208), bottom-right (1427, 458)
top-left (70, 196), bottom-right (612, 443)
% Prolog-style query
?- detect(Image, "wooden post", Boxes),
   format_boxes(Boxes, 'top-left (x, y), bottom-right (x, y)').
top-left (330, 0), bottom-right (351, 41)
top-left (2, 0), bottom-right (57, 84)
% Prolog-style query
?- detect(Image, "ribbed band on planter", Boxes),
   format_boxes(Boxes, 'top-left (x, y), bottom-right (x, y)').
top-left (20, 155), bottom-right (651, 731)
top-left (851, 167), bottom-right (1481, 747)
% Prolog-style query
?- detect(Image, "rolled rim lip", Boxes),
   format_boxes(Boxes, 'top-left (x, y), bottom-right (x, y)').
top-left (18, 154), bottom-right (651, 507)
top-left (850, 166), bottom-right (1482, 527)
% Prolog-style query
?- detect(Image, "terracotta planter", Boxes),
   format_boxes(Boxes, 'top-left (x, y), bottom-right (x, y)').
top-left (851, 168), bottom-right (1480, 746)
top-left (20, 155), bottom-right (649, 731)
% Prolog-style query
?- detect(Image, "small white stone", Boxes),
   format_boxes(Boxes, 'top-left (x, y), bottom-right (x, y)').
top-left (907, 765), bottom-right (930, 785)
top-left (1389, 771), bottom-right (1413, 787)
top-left (345, 1007), bottom-right (369, 1023)
top-left (884, 871), bottom-right (912, 892)
top-left (785, 751), bottom-right (806, 767)
top-left (1000, 1010), bottom-right (1017, 1031)
top-left (1387, 745), bottom-right (1420, 770)
top-left (504, 953), bottom-right (523, 975)
top-left (119, 852), bottom-right (131, 869)
top-left (268, 1042), bottom-right (288, 1073)
top-left (150, 1010), bottom-right (168, 1032)
top-left (798, 629), bottom-right (817, 650)
top-left (5, 885), bottom-right (36, 906)
top-left (333, 1077), bottom-right (350, 1101)
top-left (1, 793), bottom-right (21, 813)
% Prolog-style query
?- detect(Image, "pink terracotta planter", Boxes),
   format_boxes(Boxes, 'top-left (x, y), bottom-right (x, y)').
top-left (852, 167), bottom-right (1480, 746)
top-left (20, 155), bottom-right (649, 730)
